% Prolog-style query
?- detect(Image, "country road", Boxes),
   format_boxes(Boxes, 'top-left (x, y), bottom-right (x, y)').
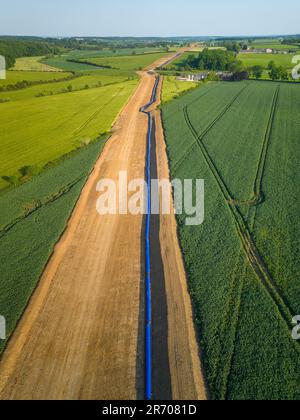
top-left (0, 51), bottom-right (207, 400)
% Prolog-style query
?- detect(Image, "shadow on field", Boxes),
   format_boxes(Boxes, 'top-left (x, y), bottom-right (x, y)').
top-left (136, 116), bottom-right (172, 400)
top-left (150, 118), bottom-right (172, 400)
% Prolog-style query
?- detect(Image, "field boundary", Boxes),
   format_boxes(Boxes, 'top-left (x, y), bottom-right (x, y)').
top-left (0, 174), bottom-right (86, 238)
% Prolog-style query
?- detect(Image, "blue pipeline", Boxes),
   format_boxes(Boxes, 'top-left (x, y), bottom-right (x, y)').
top-left (140, 75), bottom-right (160, 401)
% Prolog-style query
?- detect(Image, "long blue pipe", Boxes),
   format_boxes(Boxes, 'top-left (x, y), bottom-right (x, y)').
top-left (140, 75), bottom-right (160, 401)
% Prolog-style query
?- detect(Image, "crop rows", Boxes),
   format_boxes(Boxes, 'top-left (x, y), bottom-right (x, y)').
top-left (183, 87), bottom-right (296, 330)
top-left (162, 80), bottom-right (300, 399)
top-left (0, 139), bottom-right (106, 355)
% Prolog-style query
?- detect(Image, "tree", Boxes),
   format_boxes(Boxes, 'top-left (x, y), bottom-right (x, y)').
top-left (278, 66), bottom-right (289, 80)
top-left (19, 165), bottom-right (35, 178)
top-left (268, 64), bottom-right (289, 81)
top-left (183, 48), bottom-right (236, 72)
top-left (268, 61), bottom-right (276, 71)
top-left (231, 71), bottom-right (249, 81)
top-left (269, 66), bottom-right (281, 81)
top-left (1, 175), bottom-right (18, 186)
top-left (251, 65), bottom-right (263, 79)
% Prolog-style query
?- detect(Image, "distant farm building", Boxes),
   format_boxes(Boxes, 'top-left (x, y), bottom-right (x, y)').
top-left (176, 73), bottom-right (208, 82)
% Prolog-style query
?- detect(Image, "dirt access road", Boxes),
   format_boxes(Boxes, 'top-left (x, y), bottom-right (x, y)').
top-left (0, 51), bottom-right (207, 400)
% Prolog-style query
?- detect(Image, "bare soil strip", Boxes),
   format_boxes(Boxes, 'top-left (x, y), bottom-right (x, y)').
top-left (0, 72), bottom-right (152, 400)
top-left (0, 51), bottom-right (207, 400)
top-left (152, 78), bottom-right (207, 400)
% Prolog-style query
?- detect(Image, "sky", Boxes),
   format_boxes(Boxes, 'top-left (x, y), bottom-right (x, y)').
top-left (0, 0), bottom-right (299, 38)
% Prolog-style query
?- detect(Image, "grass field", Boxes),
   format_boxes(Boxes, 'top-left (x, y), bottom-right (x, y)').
top-left (0, 71), bottom-right (133, 102)
top-left (251, 39), bottom-right (300, 51)
top-left (161, 75), bottom-right (198, 103)
top-left (0, 70), bottom-right (71, 88)
top-left (81, 52), bottom-right (168, 71)
top-left (162, 81), bottom-right (300, 400)
top-left (41, 56), bottom-right (106, 72)
top-left (42, 51), bottom-right (168, 73)
top-left (0, 139), bottom-right (106, 354)
top-left (164, 52), bottom-right (199, 69)
top-left (12, 56), bottom-right (63, 72)
top-left (63, 47), bottom-right (166, 58)
top-left (0, 78), bottom-right (137, 189)
top-left (238, 53), bottom-right (295, 70)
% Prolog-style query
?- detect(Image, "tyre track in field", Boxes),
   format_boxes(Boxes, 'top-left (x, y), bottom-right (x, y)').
top-left (216, 84), bottom-right (281, 398)
top-left (72, 86), bottom-right (126, 136)
top-left (174, 83), bottom-right (248, 174)
top-left (172, 85), bottom-right (220, 173)
top-left (230, 85), bottom-right (280, 207)
top-left (183, 98), bottom-right (298, 338)
top-left (252, 85), bottom-right (280, 203)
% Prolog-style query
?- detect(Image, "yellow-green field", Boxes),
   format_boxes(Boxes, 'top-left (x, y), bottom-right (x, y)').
top-left (0, 70), bottom-right (71, 87)
top-left (0, 79), bottom-right (138, 189)
top-left (12, 56), bottom-right (62, 72)
top-left (0, 71), bottom-right (133, 102)
top-left (162, 76), bottom-right (198, 103)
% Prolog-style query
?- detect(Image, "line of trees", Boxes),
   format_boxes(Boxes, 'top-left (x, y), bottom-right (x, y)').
top-left (249, 62), bottom-right (290, 81)
top-left (268, 61), bottom-right (289, 81)
top-left (0, 39), bottom-right (61, 68)
top-left (181, 49), bottom-right (236, 71)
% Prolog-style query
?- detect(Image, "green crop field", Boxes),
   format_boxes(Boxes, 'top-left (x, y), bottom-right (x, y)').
top-left (0, 78), bottom-right (137, 189)
top-left (238, 53), bottom-right (295, 70)
top-left (12, 56), bottom-right (63, 72)
top-left (161, 75), bottom-right (198, 103)
top-left (0, 70), bottom-right (71, 88)
top-left (81, 52), bottom-right (169, 71)
top-left (162, 81), bottom-right (300, 400)
top-left (0, 139), bottom-right (106, 354)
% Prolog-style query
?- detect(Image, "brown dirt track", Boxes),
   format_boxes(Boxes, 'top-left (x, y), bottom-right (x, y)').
top-left (0, 52), bottom-right (207, 400)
